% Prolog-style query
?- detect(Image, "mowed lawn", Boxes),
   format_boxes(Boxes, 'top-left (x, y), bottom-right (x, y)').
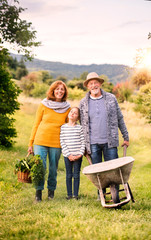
top-left (0, 98), bottom-right (151, 240)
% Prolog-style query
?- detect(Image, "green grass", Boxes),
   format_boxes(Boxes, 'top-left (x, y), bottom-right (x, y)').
top-left (0, 100), bottom-right (151, 239)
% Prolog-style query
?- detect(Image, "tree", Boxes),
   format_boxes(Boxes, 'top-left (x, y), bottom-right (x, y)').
top-left (80, 72), bottom-right (88, 80)
top-left (56, 75), bottom-right (67, 83)
top-left (15, 58), bottom-right (28, 79)
top-left (0, 0), bottom-right (41, 59)
top-left (101, 74), bottom-right (114, 93)
top-left (0, 0), bottom-right (40, 147)
top-left (0, 48), bottom-right (21, 147)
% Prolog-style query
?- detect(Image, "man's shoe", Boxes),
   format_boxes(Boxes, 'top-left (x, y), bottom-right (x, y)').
top-left (35, 190), bottom-right (42, 202)
top-left (48, 190), bottom-right (54, 200)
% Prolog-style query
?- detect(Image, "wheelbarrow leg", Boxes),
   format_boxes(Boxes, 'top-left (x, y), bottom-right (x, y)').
top-left (127, 182), bottom-right (135, 203)
top-left (97, 174), bottom-right (106, 206)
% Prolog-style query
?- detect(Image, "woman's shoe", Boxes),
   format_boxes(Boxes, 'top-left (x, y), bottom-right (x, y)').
top-left (48, 190), bottom-right (54, 200)
top-left (35, 190), bottom-right (42, 202)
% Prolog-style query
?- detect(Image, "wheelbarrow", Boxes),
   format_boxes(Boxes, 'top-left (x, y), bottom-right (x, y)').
top-left (82, 146), bottom-right (135, 208)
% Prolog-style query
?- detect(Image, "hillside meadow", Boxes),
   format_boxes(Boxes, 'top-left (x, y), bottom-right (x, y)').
top-left (0, 96), bottom-right (151, 240)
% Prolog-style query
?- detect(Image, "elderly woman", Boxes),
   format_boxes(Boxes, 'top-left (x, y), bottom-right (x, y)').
top-left (28, 81), bottom-right (70, 202)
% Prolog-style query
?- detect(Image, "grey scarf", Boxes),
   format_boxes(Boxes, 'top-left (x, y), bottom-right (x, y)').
top-left (41, 98), bottom-right (70, 113)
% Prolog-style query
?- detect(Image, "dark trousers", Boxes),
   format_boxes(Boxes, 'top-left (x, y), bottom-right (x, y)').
top-left (64, 157), bottom-right (82, 197)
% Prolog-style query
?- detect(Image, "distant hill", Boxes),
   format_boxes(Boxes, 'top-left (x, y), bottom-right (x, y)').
top-left (10, 53), bottom-right (133, 84)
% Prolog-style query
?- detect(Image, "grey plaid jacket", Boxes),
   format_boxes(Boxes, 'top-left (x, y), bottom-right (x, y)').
top-left (79, 89), bottom-right (129, 155)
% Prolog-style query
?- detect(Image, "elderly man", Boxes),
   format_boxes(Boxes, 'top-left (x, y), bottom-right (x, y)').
top-left (79, 72), bottom-right (129, 203)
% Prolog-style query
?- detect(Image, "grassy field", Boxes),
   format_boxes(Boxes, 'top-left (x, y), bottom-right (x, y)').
top-left (0, 97), bottom-right (151, 240)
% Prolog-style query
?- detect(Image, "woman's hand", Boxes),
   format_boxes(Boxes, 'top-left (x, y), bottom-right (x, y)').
top-left (28, 146), bottom-right (34, 154)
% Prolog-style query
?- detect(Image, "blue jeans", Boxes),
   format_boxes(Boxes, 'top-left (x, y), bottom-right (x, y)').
top-left (34, 145), bottom-right (61, 191)
top-left (90, 143), bottom-right (118, 164)
top-left (90, 143), bottom-right (120, 203)
top-left (64, 157), bottom-right (82, 197)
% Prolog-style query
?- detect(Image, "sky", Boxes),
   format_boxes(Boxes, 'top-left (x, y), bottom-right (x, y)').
top-left (11, 0), bottom-right (151, 66)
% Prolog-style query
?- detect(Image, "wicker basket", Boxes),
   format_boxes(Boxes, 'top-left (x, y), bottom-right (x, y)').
top-left (17, 171), bottom-right (32, 183)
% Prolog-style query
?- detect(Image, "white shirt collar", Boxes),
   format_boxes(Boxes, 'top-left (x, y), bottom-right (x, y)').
top-left (90, 95), bottom-right (103, 100)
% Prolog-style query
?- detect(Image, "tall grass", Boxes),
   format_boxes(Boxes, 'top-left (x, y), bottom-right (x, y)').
top-left (0, 98), bottom-right (151, 239)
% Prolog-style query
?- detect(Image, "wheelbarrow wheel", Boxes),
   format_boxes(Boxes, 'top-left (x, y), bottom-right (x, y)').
top-left (110, 184), bottom-right (120, 203)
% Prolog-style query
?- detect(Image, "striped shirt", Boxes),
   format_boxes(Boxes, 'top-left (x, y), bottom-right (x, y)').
top-left (60, 124), bottom-right (85, 157)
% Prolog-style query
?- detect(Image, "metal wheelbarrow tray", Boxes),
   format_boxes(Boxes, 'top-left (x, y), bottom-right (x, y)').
top-left (82, 156), bottom-right (135, 208)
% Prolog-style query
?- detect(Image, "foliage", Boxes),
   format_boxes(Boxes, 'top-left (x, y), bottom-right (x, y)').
top-left (0, 47), bottom-right (22, 147)
top-left (39, 70), bottom-right (53, 83)
top-left (0, 0), bottom-right (41, 59)
top-left (56, 75), bottom-right (67, 83)
top-left (15, 154), bottom-right (45, 187)
top-left (80, 71), bottom-right (88, 80)
top-left (101, 74), bottom-right (114, 93)
top-left (68, 87), bottom-right (85, 100)
top-left (7, 55), bottom-right (28, 79)
top-left (31, 83), bottom-right (48, 98)
top-left (102, 81), bottom-right (114, 93)
top-left (20, 71), bottom-right (50, 97)
top-left (131, 69), bottom-right (151, 87)
top-left (67, 79), bottom-right (86, 91)
top-left (134, 82), bottom-right (151, 123)
top-left (20, 76), bottom-right (35, 96)
top-left (0, 0), bottom-right (40, 147)
top-left (112, 81), bottom-right (134, 103)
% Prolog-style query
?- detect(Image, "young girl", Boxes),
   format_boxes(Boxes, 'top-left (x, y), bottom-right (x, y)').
top-left (60, 107), bottom-right (85, 200)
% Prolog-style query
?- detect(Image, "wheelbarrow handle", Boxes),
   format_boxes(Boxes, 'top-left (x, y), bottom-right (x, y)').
top-left (85, 154), bottom-right (92, 165)
top-left (123, 145), bottom-right (127, 157)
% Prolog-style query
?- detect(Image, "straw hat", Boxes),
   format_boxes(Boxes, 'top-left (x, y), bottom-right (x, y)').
top-left (83, 72), bottom-right (104, 87)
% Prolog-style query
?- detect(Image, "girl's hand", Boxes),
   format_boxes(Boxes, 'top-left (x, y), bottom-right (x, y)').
top-left (68, 155), bottom-right (75, 161)
top-left (72, 155), bottom-right (82, 161)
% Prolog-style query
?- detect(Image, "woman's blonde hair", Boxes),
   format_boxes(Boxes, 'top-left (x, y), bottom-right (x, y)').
top-left (47, 80), bottom-right (68, 101)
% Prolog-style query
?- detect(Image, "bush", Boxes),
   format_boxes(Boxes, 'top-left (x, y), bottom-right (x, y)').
top-left (134, 82), bottom-right (151, 123)
top-left (31, 83), bottom-right (48, 98)
top-left (20, 76), bottom-right (35, 96)
top-left (112, 81), bottom-right (134, 103)
top-left (67, 79), bottom-right (86, 91)
top-left (68, 87), bottom-right (85, 100)
top-left (131, 69), bottom-right (151, 87)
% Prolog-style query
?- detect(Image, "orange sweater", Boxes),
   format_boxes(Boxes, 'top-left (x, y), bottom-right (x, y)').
top-left (28, 103), bottom-right (70, 148)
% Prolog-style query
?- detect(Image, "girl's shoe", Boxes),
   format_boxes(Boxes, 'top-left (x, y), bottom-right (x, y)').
top-left (73, 196), bottom-right (79, 200)
top-left (66, 196), bottom-right (72, 200)
top-left (35, 190), bottom-right (42, 202)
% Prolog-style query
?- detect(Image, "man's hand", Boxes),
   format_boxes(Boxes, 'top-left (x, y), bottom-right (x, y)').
top-left (121, 141), bottom-right (129, 147)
